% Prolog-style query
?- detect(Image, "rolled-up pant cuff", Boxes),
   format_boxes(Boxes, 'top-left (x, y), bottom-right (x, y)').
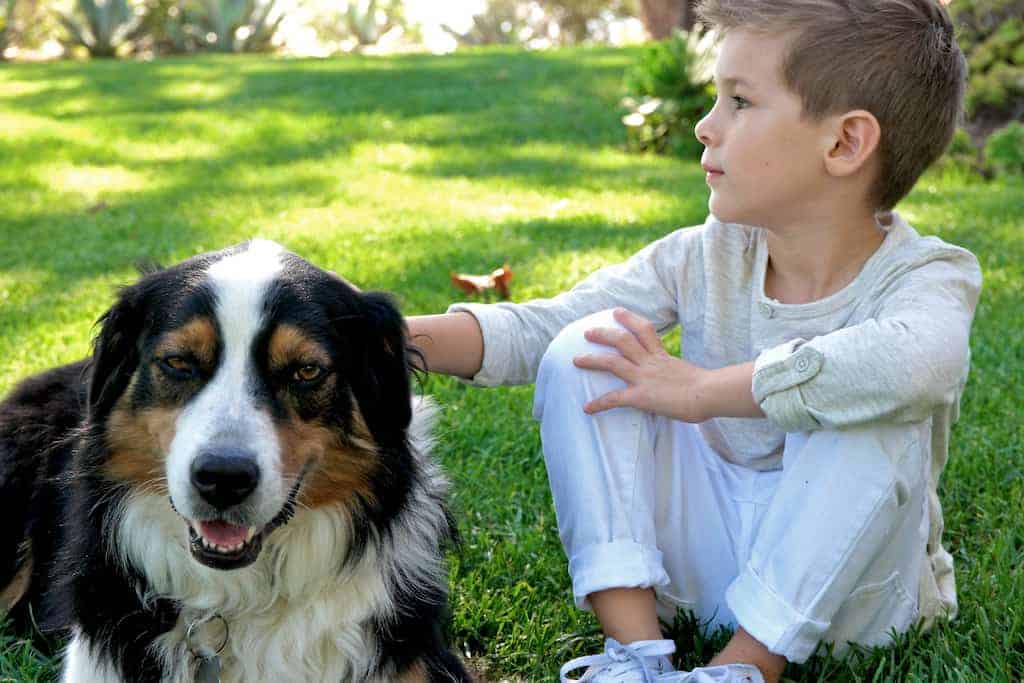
top-left (726, 564), bottom-right (829, 663)
top-left (569, 540), bottom-right (670, 611)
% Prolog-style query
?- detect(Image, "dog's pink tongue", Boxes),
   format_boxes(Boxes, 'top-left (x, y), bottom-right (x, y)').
top-left (198, 521), bottom-right (250, 546)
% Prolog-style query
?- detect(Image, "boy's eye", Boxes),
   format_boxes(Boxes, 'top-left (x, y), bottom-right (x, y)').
top-left (731, 96), bottom-right (749, 110)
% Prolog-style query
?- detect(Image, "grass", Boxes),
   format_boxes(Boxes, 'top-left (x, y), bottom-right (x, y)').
top-left (0, 47), bottom-right (1021, 682)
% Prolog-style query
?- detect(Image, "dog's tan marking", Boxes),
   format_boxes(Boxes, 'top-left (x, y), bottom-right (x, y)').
top-left (347, 399), bottom-right (378, 453)
top-left (268, 324), bottom-right (331, 371)
top-left (153, 316), bottom-right (218, 365)
top-left (277, 415), bottom-right (378, 509)
top-left (103, 317), bottom-right (217, 488)
top-left (104, 405), bottom-right (180, 492)
top-left (0, 543), bottom-right (32, 613)
top-left (395, 661), bottom-right (430, 683)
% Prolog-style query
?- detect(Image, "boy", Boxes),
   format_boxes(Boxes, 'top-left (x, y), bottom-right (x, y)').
top-left (407, 1), bottom-right (981, 681)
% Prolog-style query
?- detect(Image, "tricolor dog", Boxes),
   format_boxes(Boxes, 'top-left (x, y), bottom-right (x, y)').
top-left (0, 241), bottom-right (472, 682)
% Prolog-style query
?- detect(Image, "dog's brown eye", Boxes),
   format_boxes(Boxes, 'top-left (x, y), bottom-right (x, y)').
top-left (159, 355), bottom-right (197, 380)
top-left (293, 365), bottom-right (323, 383)
top-left (166, 356), bottom-right (191, 371)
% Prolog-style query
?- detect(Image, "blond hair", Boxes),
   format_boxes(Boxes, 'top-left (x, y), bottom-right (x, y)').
top-left (697, 0), bottom-right (966, 210)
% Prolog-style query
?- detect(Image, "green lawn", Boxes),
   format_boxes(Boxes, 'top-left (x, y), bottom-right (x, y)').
top-left (0, 48), bottom-right (1021, 682)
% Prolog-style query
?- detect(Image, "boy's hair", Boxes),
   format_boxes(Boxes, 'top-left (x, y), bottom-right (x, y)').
top-left (697, 0), bottom-right (966, 210)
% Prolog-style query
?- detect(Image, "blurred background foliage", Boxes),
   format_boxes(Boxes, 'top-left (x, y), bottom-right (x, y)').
top-left (0, 0), bottom-right (1020, 178)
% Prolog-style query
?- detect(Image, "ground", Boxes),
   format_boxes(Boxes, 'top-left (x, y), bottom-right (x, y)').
top-left (0, 47), bottom-right (1021, 681)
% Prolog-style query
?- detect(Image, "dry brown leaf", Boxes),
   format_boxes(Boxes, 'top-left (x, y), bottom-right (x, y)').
top-left (450, 264), bottom-right (513, 299)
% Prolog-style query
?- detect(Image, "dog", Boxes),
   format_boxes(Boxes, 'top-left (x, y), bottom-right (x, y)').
top-left (0, 240), bottom-right (473, 682)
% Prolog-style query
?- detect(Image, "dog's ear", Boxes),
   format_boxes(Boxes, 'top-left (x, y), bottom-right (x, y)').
top-left (87, 283), bottom-right (150, 421)
top-left (350, 291), bottom-right (413, 446)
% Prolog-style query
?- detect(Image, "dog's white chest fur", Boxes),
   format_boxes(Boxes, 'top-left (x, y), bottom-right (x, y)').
top-left (61, 400), bottom-right (448, 683)
top-left (157, 578), bottom-right (385, 682)
top-left (114, 498), bottom-right (394, 682)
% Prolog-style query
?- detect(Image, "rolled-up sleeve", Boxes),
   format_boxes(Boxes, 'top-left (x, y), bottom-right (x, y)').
top-left (752, 252), bottom-right (982, 432)
top-left (447, 227), bottom-right (702, 387)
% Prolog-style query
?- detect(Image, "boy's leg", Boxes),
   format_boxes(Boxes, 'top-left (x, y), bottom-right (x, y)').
top-left (533, 309), bottom-right (670, 639)
top-left (533, 310), bottom-right (751, 644)
top-left (725, 423), bottom-right (929, 664)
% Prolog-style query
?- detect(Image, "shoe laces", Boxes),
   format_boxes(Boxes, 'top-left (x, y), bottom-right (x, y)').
top-left (560, 637), bottom-right (676, 683)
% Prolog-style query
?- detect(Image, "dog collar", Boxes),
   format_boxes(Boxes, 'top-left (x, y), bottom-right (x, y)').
top-left (186, 613), bottom-right (229, 683)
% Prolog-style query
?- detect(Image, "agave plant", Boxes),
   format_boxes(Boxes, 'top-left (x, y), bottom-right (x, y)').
top-left (59, 0), bottom-right (143, 57)
top-left (441, 0), bottom-right (530, 46)
top-left (169, 0), bottom-right (282, 53)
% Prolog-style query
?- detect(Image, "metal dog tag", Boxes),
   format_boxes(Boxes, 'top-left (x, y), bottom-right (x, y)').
top-left (196, 655), bottom-right (221, 683)
top-left (186, 612), bottom-right (228, 683)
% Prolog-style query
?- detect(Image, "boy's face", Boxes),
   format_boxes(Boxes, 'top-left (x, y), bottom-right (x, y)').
top-left (695, 29), bottom-right (833, 229)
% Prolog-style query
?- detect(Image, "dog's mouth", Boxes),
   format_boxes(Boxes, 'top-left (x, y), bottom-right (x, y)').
top-left (187, 520), bottom-right (265, 570)
top-left (181, 461), bottom-right (310, 570)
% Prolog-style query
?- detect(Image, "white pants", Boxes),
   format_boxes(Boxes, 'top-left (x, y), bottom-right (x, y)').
top-left (533, 310), bottom-right (927, 663)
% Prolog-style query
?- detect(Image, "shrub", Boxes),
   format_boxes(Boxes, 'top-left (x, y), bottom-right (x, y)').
top-left (984, 121), bottom-right (1024, 177)
top-left (620, 29), bottom-right (715, 159)
top-left (949, 1), bottom-right (1024, 129)
top-left (934, 127), bottom-right (983, 177)
top-left (0, 0), bottom-right (14, 58)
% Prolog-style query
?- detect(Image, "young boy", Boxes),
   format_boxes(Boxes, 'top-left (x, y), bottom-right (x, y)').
top-left (407, 1), bottom-right (981, 680)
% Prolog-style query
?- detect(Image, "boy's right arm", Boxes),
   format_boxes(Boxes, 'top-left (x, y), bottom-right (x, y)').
top-left (404, 225), bottom-right (703, 387)
top-left (405, 312), bottom-right (484, 380)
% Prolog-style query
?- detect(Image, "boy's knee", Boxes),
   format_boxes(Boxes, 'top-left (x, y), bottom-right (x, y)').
top-left (539, 309), bottom-right (626, 375)
top-left (534, 310), bottom-right (631, 421)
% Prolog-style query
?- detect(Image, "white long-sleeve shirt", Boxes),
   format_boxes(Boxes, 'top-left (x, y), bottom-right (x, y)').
top-left (448, 211), bottom-right (982, 625)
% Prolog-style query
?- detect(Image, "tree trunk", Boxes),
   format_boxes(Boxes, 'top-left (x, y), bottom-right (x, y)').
top-left (680, 0), bottom-right (696, 30)
top-left (639, 0), bottom-right (698, 39)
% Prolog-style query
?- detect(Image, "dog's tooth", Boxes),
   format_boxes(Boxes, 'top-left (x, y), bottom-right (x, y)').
top-left (245, 527), bottom-right (256, 542)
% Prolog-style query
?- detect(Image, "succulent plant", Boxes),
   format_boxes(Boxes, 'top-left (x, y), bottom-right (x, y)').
top-left (58, 0), bottom-right (143, 57)
top-left (181, 0), bottom-right (282, 53)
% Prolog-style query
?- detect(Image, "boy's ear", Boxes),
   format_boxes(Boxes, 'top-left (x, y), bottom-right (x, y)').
top-left (823, 109), bottom-right (881, 178)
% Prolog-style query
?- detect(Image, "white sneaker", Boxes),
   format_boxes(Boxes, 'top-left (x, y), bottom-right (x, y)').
top-left (671, 663), bottom-right (765, 682)
top-left (560, 638), bottom-right (678, 682)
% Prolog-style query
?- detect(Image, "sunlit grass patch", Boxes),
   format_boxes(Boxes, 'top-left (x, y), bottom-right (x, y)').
top-left (0, 47), bottom-right (1021, 682)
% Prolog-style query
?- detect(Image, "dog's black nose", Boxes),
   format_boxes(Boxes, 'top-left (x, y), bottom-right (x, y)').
top-left (190, 449), bottom-right (261, 510)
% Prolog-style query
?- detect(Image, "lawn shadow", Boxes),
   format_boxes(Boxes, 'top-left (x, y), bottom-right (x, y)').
top-left (0, 48), bottom-right (638, 152)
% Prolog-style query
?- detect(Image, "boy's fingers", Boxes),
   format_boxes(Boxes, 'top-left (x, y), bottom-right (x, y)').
top-left (584, 326), bottom-right (645, 361)
top-left (613, 308), bottom-right (660, 353)
top-left (573, 352), bottom-right (632, 380)
top-left (583, 389), bottom-right (630, 414)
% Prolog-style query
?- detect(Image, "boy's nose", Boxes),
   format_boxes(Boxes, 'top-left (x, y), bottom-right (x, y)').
top-left (694, 113), bottom-right (714, 146)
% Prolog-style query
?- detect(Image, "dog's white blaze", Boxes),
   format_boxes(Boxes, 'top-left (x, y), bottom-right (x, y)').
top-left (166, 240), bottom-right (286, 526)
top-left (105, 400), bottom-right (452, 683)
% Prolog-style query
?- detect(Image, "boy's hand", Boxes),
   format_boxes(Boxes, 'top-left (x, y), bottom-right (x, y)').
top-left (573, 308), bottom-right (711, 423)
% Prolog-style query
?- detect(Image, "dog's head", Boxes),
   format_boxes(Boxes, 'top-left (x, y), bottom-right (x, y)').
top-left (87, 240), bottom-right (415, 570)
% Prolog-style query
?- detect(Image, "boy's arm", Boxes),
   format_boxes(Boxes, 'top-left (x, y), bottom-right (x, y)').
top-left (749, 255), bottom-right (982, 432)
top-left (405, 312), bottom-right (484, 380)
top-left (410, 226), bottom-right (700, 387)
top-left (579, 251), bottom-right (981, 429)
top-left (576, 308), bottom-right (765, 421)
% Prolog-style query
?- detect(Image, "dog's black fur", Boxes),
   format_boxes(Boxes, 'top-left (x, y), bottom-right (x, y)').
top-left (0, 243), bottom-right (472, 682)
